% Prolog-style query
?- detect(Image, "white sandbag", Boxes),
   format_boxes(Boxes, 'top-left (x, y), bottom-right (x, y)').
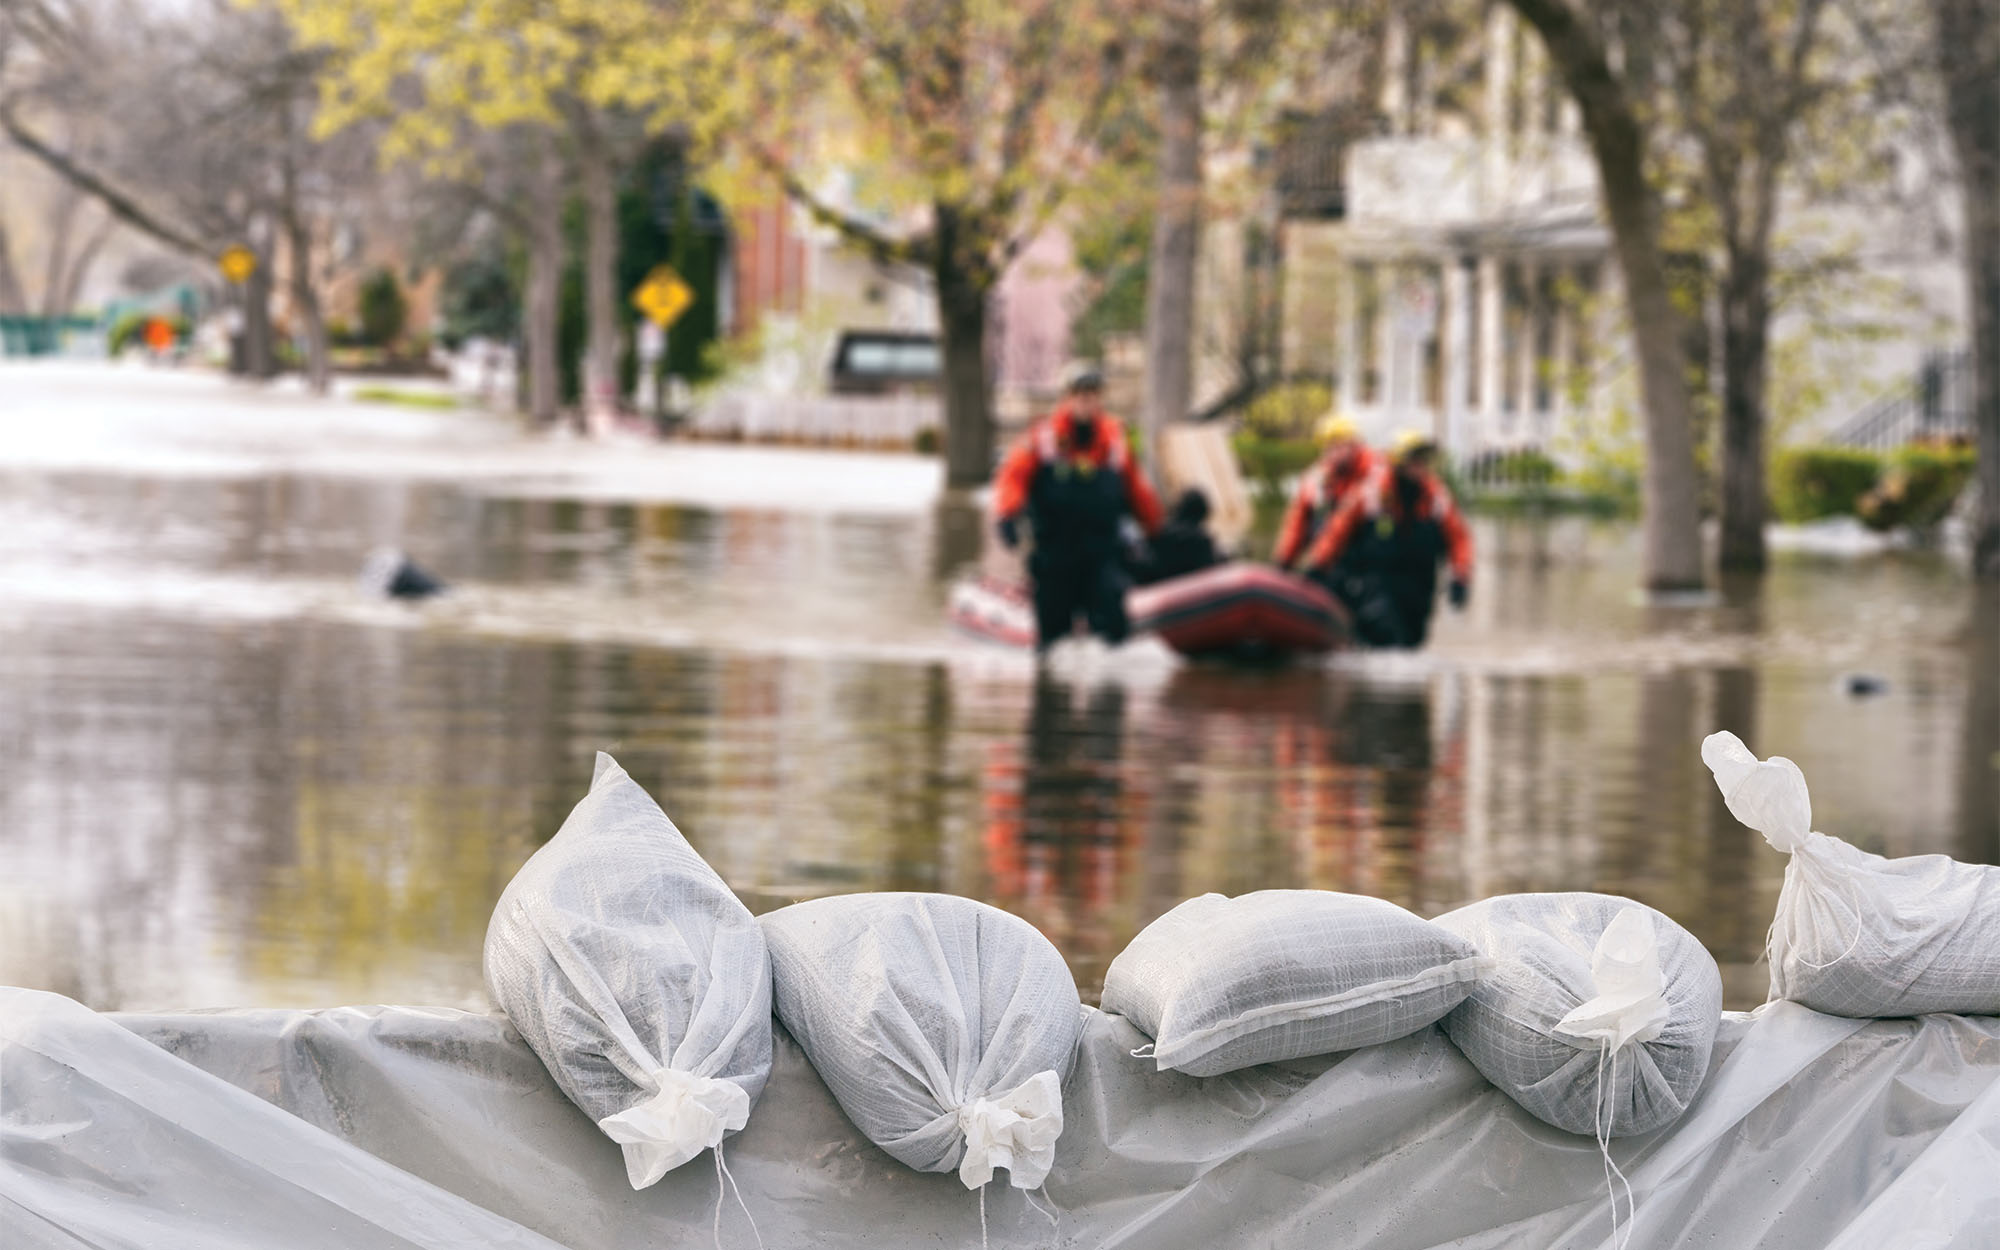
top-left (1435, 893), bottom-right (1722, 1137)
top-left (1704, 730), bottom-right (2000, 1017)
top-left (483, 752), bottom-right (772, 1189)
top-left (760, 892), bottom-right (1081, 1189)
top-left (1101, 890), bottom-right (1491, 1077)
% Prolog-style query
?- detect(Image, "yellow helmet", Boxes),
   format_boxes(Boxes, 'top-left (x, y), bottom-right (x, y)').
top-left (1315, 413), bottom-right (1360, 445)
top-left (1390, 429), bottom-right (1439, 462)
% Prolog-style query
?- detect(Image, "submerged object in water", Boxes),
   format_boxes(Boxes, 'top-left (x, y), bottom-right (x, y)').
top-left (945, 574), bottom-right (1038, 648)
top-left (361, 547), bottom-right (448, 600)
top-left (1128, 563), bottom-right (1350, 660)
top-left (1839, 673), bottom-right (1889, 698)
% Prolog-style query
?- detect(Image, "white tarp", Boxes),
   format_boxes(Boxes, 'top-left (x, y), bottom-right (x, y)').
top-left (9, 986), bottom-right (2000, 1248)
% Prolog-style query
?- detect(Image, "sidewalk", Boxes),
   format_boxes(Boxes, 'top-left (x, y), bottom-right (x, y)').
top-left (0, 360), bottom-right (945, 515)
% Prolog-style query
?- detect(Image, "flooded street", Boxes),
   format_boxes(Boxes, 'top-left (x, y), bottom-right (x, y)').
top-left (2, 363), bottom-right (1994, 1012)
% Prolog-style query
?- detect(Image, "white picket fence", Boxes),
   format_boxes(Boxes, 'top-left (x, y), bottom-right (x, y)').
top-left (687, 392), bottom-right (940, 448)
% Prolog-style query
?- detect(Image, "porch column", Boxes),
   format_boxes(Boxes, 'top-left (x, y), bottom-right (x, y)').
top-left (1551, 263), bottom-right (1576, 436)
top-left (1512, 259), bottom-right (1539, 427)
top-left (1337, 259), bottom-right (1361, 416)
top-left (1443, 256), bottom-right (1472, 450)
top-left (1376, 262), bottom-right (1399, 422)
top-left (1476, 254), bottom-right (1503, 450)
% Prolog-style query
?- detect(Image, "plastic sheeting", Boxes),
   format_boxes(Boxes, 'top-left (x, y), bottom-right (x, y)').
top-left (8, 985), bottom-right (2000, 1249)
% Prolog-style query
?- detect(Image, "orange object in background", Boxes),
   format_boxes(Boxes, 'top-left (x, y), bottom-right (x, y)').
top-left (142, 317), bottom-right (175, 354)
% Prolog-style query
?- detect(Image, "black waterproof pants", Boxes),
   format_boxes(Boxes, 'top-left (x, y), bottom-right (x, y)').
top-left (1315, 567), bottom-right (1438, 649)
top-left (1029, 551), bottom-right (1131, 650)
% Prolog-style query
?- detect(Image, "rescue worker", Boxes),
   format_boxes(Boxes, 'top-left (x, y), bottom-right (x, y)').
top-left (1302, 431), bottom-right (1472, 648)
top-left (1273, 413), bottom-right (1379, 571)
top-left (1134, 488), bottom-right (1224, 585)
top-left (993, 366), bottom-right (1164, 651)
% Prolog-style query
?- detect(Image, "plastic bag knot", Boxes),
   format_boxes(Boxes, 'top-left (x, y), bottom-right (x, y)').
top-left (1701, 731), bottom-right (1813, 853)
top-left (954, 1069), bottom-right (1063, 1190)
top-left (1554, 907), bottom-right (1670, 1053)
top-left (598, 1068), bottom-right (750, 1190)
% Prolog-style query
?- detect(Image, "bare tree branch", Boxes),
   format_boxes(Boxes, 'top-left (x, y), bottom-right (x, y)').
top-left (748, 139), bottom-right (935, 268)
top-left (0, 106), bottom-right (212, 257)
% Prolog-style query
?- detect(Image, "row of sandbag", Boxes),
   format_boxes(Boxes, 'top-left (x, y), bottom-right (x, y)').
top-left (483, 733), bottom-right (2000, 1196)
top-left (484, 753), bottom-right (1080, 1193)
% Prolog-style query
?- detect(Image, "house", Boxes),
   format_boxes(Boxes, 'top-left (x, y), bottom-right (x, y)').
top-left (1230, 5), bottom-right (1964, 456)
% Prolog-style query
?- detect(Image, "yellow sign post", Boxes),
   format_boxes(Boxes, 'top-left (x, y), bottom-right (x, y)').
top-left (631, 265), bottom-right (693, 329)
top-left (218, 244), bottom-right (257, 285)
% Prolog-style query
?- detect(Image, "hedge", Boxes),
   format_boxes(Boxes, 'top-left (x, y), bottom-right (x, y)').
top-left (1769, 446), bottom-right (1885, 523)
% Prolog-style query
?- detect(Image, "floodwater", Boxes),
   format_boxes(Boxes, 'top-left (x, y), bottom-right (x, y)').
top-left (1, 363), bottom-right (1995, 1013)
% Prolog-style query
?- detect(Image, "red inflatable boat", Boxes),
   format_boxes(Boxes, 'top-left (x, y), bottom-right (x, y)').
top-left (948, 564), bottom-right (1350, 659)
top-left (1130, 563), bottom-right (1350, 659)
top-left (946, 574), bottom-right (1039, 649)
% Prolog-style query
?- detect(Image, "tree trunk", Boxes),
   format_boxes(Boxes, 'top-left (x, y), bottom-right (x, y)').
top-left (284, 211), bottom-right (330, 395)
top-left (1510, 0), bottom-right (1705, 591)
top-left (1141, 0), bottom-right (1202, 477)
top-left (0, 221), bottom-right (28, 315)
top-left (54, 213), bottom-right (115, 316)
top-left (241, 236), bottom-right (277, 380)
top-left (524, 165), bottom-right (565, 427)
top-left (1938, 0), bottom-right (2000, 579)
top-left (39, 183), bottom-right (80, 318)
top-left (934, 200), bottom-right (996, 487)
top-left (279, 101), bottom-right (330, 396)
top-left (578, 117), bottom-right (623, 423)
top-left (1717, 249), bottom-right (1771, 571)
top-left (1966, 191), bottom-right (2000, 580)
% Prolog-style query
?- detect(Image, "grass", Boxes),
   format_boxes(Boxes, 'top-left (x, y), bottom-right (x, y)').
top-left (351, 385), bottom-right (460, 410)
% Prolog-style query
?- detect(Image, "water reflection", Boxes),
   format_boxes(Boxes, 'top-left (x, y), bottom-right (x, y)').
top-left (0, 458), bottom-right (1995, 1013)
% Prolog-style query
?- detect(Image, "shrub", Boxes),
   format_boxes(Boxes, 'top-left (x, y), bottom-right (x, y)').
top-left (358, 268), bottom-right (408, 348)
top-left (1240, 381), bottom-right (1334, 441)
top-left (1769, 446), bottom-right (1884, 523)
top-left (912, 426), bottom-right (940, 455)
top-left (1232, 431), bottom-right (1321, 502)
top-left (1858, 439), bottom-right (1977, 532)
top-left (108, 312), bottom-right (188, 355)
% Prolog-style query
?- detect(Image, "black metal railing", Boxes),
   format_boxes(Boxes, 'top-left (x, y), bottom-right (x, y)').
top-left (1826, 349), bottom-right (1974, 450)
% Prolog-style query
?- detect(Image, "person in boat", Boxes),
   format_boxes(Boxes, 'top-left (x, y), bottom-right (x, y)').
top-left (1274, 413), bottom-right (1379, 571)
top-left (1302, 431), bottom-right (1472, 648)
top-left (993, 365), bottom-right (1164, 652)
top-left (1134, 488), bottom-right (1225, 585)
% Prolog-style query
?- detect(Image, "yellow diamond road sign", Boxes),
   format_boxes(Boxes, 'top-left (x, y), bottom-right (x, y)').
top-left (218, 244), bottom-right (257, 284)
top-left (632, 266), bottom-right (693, 329)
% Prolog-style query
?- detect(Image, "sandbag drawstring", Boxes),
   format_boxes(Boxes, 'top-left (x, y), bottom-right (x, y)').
top-left (710, 1142), bottom-right (765, 1250)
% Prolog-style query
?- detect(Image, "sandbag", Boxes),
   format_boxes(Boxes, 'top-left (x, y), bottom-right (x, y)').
top-left (483, 752), bottom-right (772, 1189)
top-left (1435, 893), bottom-right (1722, 1137)
top-left (760, 892), bottom-right (1081, 1189)
top-left (1101, 890), bottom-right (1490, 1076)
top-left (1704, 730), bottom-right (2000, 1017)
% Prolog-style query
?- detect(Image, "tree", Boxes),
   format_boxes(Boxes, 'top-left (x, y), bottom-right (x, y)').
top-left (0, 0), bottom-right (367, 388)
top-left (1508, 0), bottom-right (1707, 591)
top-left (280, 0), bottom-right (695, 423)
top-left (1141, 0), bottom-right (1202, 473)
top-left (1655, 0), bottom-right (1838, 572)
top-left (730, 0), bottom-right (1135, 487)
top-left (357, 267), bottom-right (407, 346)
top-left (1933, 0), bottom-right (2000, 578)
top-left (0, 219), bottom-right (27, 314)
